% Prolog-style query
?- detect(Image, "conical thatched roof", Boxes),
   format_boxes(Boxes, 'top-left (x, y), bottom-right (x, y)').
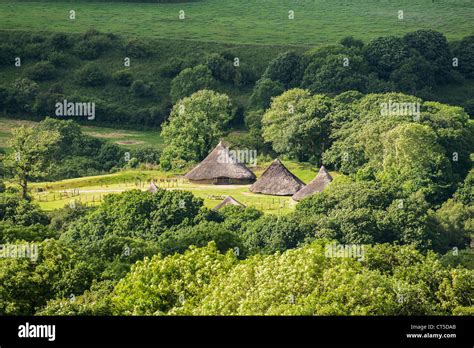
top-left (292, 165), bottom-right (333, 201)
top-left (213, 196), bottom-right (245, 211)
top-left (184, 142), bottom-right (256, 181)
top-left (250, 159), bottom-right (305, 196)
top-left (147, 181), bottom-right (159, 193)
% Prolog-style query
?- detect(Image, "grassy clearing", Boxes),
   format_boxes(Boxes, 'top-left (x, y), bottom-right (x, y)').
top-left (0, 0), bottom-right (472, 46)
top-left (27, 161), bottom-right (329, 213)
top-left (0, 117), bottom-right (163, 151)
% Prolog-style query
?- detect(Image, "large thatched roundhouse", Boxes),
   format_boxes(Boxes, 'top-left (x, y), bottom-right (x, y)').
top-left (213, 195), bottom-right (245, 211)
top-left (184, 142), bottom-right (256, 184)
top-left (292, 165), bottom-right (333, 201)
top-left (250, 158), bottom-right (305, 196)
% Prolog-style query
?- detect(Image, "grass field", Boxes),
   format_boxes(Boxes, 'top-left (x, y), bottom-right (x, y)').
top-left (0, 117), bottom-right (163, 151)
top-left (27, 161), bottom-right (327, 213)
top-left (0, 0), bottom-right (472, 46)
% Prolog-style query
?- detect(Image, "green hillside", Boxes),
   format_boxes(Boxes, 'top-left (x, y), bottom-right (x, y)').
top-left (0, 0), bottom-right (472, 45)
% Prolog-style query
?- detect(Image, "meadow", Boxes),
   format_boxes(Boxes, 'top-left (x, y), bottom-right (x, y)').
top-left (28, 161), bottom-right (324, 213)
top-left (0, 0), bottom-right (473, 46)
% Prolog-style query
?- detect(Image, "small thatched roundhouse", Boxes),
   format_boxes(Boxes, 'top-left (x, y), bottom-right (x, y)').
top-left (250, 159), bottom-right (305, 196)
top-left (213, 196), bottom-right (245, 211)
top-left (184, 142), bottom-right (256, 184)
top-left (147, 181), bottom-right (159, 193)
top-left (292, 165), bottom-right (333, 201)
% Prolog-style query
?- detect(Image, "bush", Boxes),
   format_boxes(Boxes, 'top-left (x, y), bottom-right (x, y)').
top-left (124, 38), bottom-right (152, 58)
top-left (76, 64), bottom-right (108, 87)
top-left (112, 70), bottom-right (134, 86)
top-left (170, 65), bottom-right (216, 102)
top-left (340, 36), bottom-right (364, 49)
top-left (49, 33), bottom-right (73, 50)
top-left (130, 79), bottom-right (154, 97)
top-left (205, 53), bottom-right (235, 82)
top-left (262, 51), bottom-right (303, 88)
top-left (25, 61), bottom-right (57, 81)
top-left (248, 78), bottom-right (285, 110)
top-left (75, 35), bottom-right (112, 60)
top-left (47, 51), bottom-right (70, 67)
top-left (0, 44), bottom-right (15, 66)
top-left (364, 36), bottom-right (410, 78)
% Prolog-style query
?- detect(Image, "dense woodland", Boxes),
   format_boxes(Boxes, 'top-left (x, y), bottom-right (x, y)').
top-left (0, 27), bottom-right (473, 316)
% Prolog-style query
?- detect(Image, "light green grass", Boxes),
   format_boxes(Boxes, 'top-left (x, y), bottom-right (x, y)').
top-left (0, 117), bottom-right (163, 151)
top-left (0, 0), bottom-right (472, 46)
top-left (27, 162), bottom-right (332, 213)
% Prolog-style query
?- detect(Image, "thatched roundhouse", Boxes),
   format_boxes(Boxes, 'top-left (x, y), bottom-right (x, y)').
top-left (250, 158), bottom-right (305, 196)
top-left (184, 142), bottom-right (256, 184)
top-left (147, 181), bottom-right (159, 193)
top-left (292, 165), bottom-right (333, 201)
top-left (213, 196), bottom-right (245, 211)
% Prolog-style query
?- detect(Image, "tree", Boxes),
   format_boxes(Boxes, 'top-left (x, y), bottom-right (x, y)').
top-left (340, 36), bottom-right (364, 49)
top-left (0, 239), bottom-right (96, 315)
top-left (4, 125), bottom-right (60, 198)
top-left (452, 35), bottom-right (474, 78)
top-left (248, 78), bottom-right (285, 110)
top-left (262, 89), bottom-right (334, 163)
top-left (364, 36), bottom-right (410, 78)
top-left (110, 243), bottom-right (238, 315)
top-left (205, 53), bottom-right (235, 82)
top-left (242, 214), bottom-right (314, 255)
top-left (378, 123), bottom-right (453, 201)
top-left (170, 65), bottom-right (216, 102)
top-left (160, 90), bottom-right (233, 170)
top-left (61, 189), bottom-right (204, 244)
top-left (390, 52), bottom-right (435, 94)
top-left (403, 30), bottom-right (452, 83)
top-left (25, 62), bottom-right (57, 81)
top-left (112, 70), bottom-right (134, 86)
top-left (302, 53), bottom-right (368, 94)
top-left (76, 63), bottom-right (108, 87)
top-left (130, 80), bottom-right (154, 98)
top-left (262, 51), bottom-right (303, 88)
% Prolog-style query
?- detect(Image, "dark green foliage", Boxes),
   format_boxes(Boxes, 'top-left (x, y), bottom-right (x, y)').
top-left (75, 32), bottom-right (112, 60)
top-left (262, 51), bottom-right (303, 88)
top-left (364, 36), bottom-right (410, 78)
top-left (403, 30), bottom-right (452, 83)
top-left (158, 221), bottom-right (243, 257)
top-left (49, 33), bottom-right (73, 50)
top-left (170, 64), bottom-right (216, 102)
top-left (302, 53), bottom-right (368, 94)
top-left (453, 35), bottom-right (474, 78)
top-left (112, 70), bottom-right (134, 86)
top-left (130, 79), bottom-right (154, 98)
top-left (205, 53), bottom-right (235, 82)
top-left (0, 191), bottom-right (49, 226)
top-left (0, 44), bottom-right (16, 66)
top-left (390, 52), bottom-right (435, 94)
top-left (61, 189), bottom-right (205, 244)
top-left (124, 38), bottom-right (151, 58)
top-left (242, 214), bottom-right (314, 255)
top-left (248, 78), bottom-right (284, 110)
top-left (25, 61), bottom-right (57, 81)
top-left (76, 63), bottom-right (108, 86)
top-left (340, 36), bottom-right (364, 49)
top-left (129, 145), bottom-right (161, 164)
